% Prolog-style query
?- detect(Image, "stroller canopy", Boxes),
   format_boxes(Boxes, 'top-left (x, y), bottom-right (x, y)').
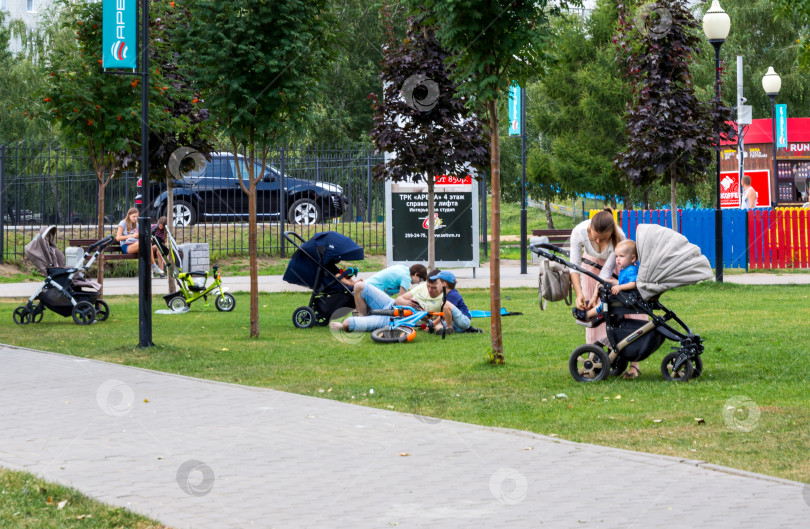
top-left (24, 225), bottom-right (65, 275)
top-left (635, 224), bottom-right (713, 300)
top-left (283, 231), bottom-right (364, 290)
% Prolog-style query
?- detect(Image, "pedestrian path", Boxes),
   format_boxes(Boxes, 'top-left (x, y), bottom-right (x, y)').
top-left (0, 344), bottom-right (806, 528)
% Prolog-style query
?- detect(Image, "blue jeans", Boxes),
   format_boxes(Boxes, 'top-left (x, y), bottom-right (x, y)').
top-left (449, 306), bottom-right (471, 332)
top-left (347, 283), bottom-right (396, 332)
top-left (360, 283), bottom-right (395, 312)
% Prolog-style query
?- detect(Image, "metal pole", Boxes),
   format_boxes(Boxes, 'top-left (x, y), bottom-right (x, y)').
top-left (138, 0), bottom-right (154, 347)
top-left (712, 40), bottom-right (724, 283)
top-left (769, 94), bottom-right (778, 207)
top-left (481, 177), bottom-right (488, 259)
top-left (737, 56), bottom-right (745, 207)
top-left (520, 85), bottom-right (527, 274)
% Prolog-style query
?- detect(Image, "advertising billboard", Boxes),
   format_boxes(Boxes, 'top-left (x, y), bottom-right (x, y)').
top-left (385, 175), bottom-right (479, 267)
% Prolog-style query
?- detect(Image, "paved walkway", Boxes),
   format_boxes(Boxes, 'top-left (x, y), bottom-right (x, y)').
top-left (0, 344), bottom-right (808, 528)
top-left (2, 261), bottom-right (809, 298)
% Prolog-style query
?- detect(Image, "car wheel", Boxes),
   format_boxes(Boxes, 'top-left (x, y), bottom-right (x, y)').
top-left (167, 200), bottom-right (197, 227)
top-left (288, 198), bottom-right (321, 225)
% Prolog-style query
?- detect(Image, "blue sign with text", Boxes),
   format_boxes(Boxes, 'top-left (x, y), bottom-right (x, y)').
top-left (103, 0), bottom-right (137, 70)
top-left (775, 104), bottom-right (787, 149)
top-left (508, 84), bottom-right (521, 136)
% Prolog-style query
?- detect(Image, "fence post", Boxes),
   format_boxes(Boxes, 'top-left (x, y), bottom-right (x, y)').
top-left (0, 145), bottom-right (4, 264)
top-left (280, 146), bottom-right (286, 258)
top-left (365, 154), bottom-right (373, 223)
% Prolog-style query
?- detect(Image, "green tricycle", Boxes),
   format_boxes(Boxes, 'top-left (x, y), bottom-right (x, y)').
top-left (154, 227), bottom-right (235, 313)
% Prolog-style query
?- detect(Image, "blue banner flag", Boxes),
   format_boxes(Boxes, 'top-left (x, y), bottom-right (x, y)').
top-left (103, 0), bottom-right (137, 70)
top-left (508, 84), bottom-right (521, 137)
top-left (775, 104), bottom-right (787, 149)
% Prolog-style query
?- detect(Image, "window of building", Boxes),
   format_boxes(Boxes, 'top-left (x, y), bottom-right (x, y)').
top-left (27, 0), bottom-right (37, 13)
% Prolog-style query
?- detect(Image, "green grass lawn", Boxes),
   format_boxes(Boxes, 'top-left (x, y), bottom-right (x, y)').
top-left (1, 283), bottom-right (808, 484)
top-left (0, 468), bottom-right (169, 528)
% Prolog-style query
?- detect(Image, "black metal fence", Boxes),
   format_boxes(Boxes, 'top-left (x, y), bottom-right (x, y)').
top-left (0, 142), bottom-right (389, 262)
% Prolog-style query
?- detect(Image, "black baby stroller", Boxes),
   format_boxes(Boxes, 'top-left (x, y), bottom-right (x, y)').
top-left (530, 224), bottom-right (713, 382)
top-left (282, 231), bottom-right (363, 328)
top-left (14, 226), bottom-right (116, 325)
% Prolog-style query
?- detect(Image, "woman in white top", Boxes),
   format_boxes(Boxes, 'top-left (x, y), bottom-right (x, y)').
top-left (116, 207), bottom-right (165, 276)
top-left (740, 175), bottom-right (757, 210)
top-left (569, 207), bottom-right (645, 379)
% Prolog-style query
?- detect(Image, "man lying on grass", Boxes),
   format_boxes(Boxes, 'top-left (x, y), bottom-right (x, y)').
top-left (330, 270), bottom-right (444, 334)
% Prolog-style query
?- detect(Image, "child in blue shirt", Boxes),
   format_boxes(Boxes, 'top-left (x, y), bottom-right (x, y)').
top-left (573, 239), bottom-right (639, 321)
top-left (430, 270), bottom-right (471, 335)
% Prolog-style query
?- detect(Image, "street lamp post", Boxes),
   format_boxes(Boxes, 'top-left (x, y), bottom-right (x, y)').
top-left (703, 0), bottom-right (730, 283)
top-left (762, 67), bottom-right (782, 207)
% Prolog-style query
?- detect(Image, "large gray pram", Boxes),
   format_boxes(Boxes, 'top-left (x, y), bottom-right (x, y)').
top-left (13, 226), bottom-right (116, 325)
top-left (531, 224), bottom-right (713, 382)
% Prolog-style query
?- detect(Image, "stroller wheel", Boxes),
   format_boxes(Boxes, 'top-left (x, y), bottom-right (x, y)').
top-left (215, 293), bottom-right (236, 312)
top-left (292, 306), bottom-right (316, 329)
top-left (72, 301), bottom-right (96, 325)
top-left (371, 326), bottom-right (416, 344)
top-left (691, 355), bottom-right (703, 378)
top-left (569, 344), bottom-right (610, 382)
top-left (661, 352), bottom-right (695, 382)
top-left (610, 356), bottom-right (628, 378)
top-left (94, 300), bottom-right (110, 322)
top-left (30, 303), bottom-right (45, 323)
top-left (13, 306), bottom-right (31, 325)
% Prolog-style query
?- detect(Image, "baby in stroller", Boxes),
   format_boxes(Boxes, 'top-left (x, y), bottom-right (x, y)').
top-left (573, 240), bottom-right (639, 324)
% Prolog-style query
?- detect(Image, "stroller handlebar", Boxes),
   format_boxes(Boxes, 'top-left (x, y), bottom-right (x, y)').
top-left (87, 234), bottom-right (115, 252)
top-left (283, 231), bottom-right (307, 246)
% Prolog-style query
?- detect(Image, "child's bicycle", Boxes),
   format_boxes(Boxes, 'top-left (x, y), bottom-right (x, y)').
top-left (163, 265), bottom-right (235, 312)
top-left (368, 289), bottom-right (449, 344)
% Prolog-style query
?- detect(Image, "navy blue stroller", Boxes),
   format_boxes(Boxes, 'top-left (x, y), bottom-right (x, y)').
top-left (283, 231), bottom-right (363, 328)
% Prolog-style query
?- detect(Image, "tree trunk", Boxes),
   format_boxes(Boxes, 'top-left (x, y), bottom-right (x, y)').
top-left (670, 171), bottom-right (678, 232)
top-left (643, 188), bottom-right (650, 211)
top-left (624, 191), bottom-right (632, 210)
top-left (249, 178), bottom-right (259, 338)
top-left (427, 174), bottom-right (435, 269)
top-left (487, 100), bottom-right (504, 365)
top-left (544, 200), bottom-right (554, 229)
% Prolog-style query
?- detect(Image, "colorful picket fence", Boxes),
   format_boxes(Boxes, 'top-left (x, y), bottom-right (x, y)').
top-left (748, 208), bottom-right (810, 269)
top-left (601, 207), bottom-right (810, 270)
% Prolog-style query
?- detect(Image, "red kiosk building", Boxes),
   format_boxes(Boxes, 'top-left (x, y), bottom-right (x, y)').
top-left (720, 117), bottom-right (810, 208)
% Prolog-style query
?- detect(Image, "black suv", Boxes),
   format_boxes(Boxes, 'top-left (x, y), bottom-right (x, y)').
top-left (135, 152), bottom-right (347, 226)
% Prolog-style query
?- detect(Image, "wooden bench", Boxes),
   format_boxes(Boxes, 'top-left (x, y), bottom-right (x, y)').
top-left (530, 229), bottom-right (571, 250)
top-left (68, 238), bottom-right (137, 261)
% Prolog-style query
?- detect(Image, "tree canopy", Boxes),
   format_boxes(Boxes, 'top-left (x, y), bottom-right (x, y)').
top-left (371, 16), bottom-right (488, 266)
top-left (415, 0), bottom-right (562, 364)
top-left (183, 0), bottom-right (333, 338)
top-left (615, 0), bottom-right (734, 228)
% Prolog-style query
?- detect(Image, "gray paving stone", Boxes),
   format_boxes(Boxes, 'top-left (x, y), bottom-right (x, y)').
top-left (1, 344), bottom-right (808, 529)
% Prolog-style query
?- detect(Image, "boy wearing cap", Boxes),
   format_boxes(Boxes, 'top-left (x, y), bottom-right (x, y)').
top-left (430, 270), bottom-right (471, 335)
